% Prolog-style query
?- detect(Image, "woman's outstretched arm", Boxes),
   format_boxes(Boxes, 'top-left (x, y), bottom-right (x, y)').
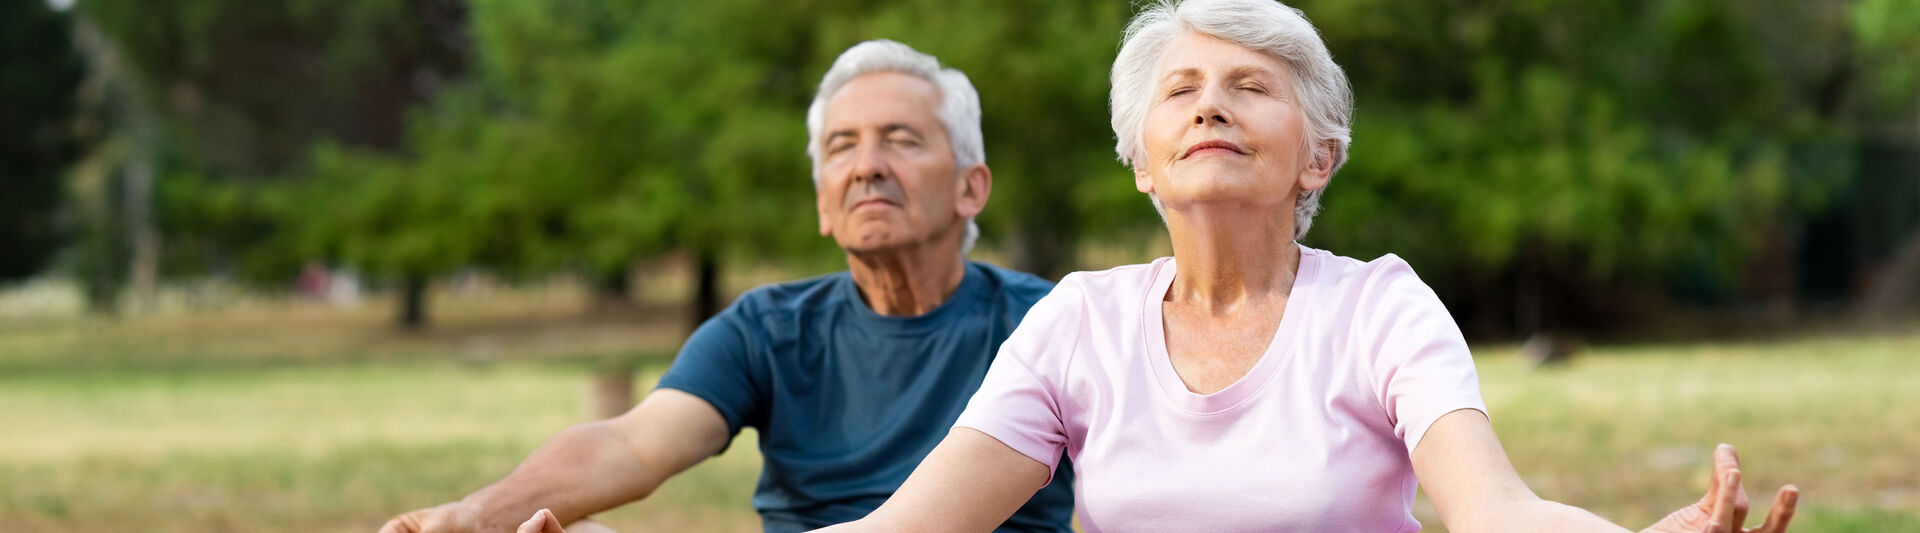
top-left (815, 427), bottom-right (1053, 533)
top-left (1412, 408), bottom-right (1797, 533)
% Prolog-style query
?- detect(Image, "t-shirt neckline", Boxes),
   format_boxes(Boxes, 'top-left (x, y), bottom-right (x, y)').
top-left (838, 260), bottom-right (986, 334)
top-left (1142, 244), bottom-right (1321, 415)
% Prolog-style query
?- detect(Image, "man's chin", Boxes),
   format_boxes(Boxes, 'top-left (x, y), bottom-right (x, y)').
top-left (835, 231), bottom-right (903, 252)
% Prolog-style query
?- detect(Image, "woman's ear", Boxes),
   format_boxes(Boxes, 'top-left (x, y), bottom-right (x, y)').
top-left (1298, 140), bottom-right (1337, 192)
top-left (1133, 158), bottom-right (1155, 195)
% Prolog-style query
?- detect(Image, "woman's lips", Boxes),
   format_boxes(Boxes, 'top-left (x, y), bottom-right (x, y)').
top-left (1182, 140), bottom-right (1246, 159)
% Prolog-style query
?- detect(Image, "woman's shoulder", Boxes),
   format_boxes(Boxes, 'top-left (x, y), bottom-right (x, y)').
top-left (1055, 257), bottom-right (1173, 298)
top-left (1303, 246), bottom-right (1451, 330)
top-left (1306, 246), bottom-right (1424, 292)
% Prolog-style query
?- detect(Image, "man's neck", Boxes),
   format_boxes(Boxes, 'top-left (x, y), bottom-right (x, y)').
top-left (845, 237), bottom-right (967, 317)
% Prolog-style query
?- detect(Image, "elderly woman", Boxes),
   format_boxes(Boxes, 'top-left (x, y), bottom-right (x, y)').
top-left (521, 1), bottom-right (1799, 532)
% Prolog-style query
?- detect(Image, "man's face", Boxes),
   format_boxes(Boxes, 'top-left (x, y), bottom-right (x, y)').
top-left (815, 72), bottom-right (972, 254)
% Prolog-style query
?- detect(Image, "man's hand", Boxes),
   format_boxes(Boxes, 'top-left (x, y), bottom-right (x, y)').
top-left (372, 390), bottom-right (728, 533)
top-left (1642, 444), bottom-right (1798, 533)
top-left (516, 509), bottom-right (566, 533)
top-left (378, 501), bottom-right (482, 533)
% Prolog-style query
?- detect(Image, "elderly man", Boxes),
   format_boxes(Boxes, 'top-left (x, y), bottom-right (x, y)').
top-left (379, 40), bottom-right (1074, 533)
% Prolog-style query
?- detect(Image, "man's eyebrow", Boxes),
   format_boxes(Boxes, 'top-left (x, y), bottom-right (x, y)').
top-left (880, 123), bottom-right (921, 137)
top-left (825, 129), bottom-right (858, 144)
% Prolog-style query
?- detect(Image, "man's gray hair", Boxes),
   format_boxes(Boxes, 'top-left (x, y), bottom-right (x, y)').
top-left (1110, 0), bottom-right (1353, 241)
top-left (806, 39), bottom-right (984, 255)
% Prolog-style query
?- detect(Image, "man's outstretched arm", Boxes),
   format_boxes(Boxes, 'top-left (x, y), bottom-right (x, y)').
top-left (379, 388), bottom-right (732, 533)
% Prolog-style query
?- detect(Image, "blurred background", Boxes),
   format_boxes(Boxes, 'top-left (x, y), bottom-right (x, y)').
top-left (2, 0), bottom-right (1917, 531)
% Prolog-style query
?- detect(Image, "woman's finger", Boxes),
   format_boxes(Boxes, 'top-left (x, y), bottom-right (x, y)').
top-left (1750, 485), bottom-right (1799, 533)
top-left (1701, 444), bottom-right (1734, 506)
top-left (1720, 469), bottom-right (1751, 533)
top-left (1731, 474), bottom-right (1752, 532)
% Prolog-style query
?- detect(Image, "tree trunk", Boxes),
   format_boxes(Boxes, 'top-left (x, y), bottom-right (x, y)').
top-left (123, 133), bottom-right (159, 315)
top-left (398, 274), bottom-right (429, 330)
top-left (585, 367), bottom-right (636, 420)
top-left (690, 249), bottom-right (721, 333)
top-left (589, 262), bottom-right (637, 314)
top-left (1859, 227), bottom-right (1920, 321)
top-left (1011, 223), bottom-right (1077, 281)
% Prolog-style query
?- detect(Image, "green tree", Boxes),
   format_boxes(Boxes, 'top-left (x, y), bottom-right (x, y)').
top-left (74, 0), bottom-right (470, 318)
top-left (1285, 0), bottom-right (1853, 336)
top-left (1, 1), bottom-right (85, 283)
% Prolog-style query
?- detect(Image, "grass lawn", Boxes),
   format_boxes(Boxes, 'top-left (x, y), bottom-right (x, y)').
top-left (1, 287), bottom-right (1916, 531)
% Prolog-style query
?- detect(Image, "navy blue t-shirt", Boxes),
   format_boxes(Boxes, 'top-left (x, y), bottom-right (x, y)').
top-left (655, 261), bottom-right (1074, 532)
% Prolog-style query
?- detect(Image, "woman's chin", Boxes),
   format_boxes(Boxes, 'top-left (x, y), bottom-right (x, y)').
top-left (1158, 188), bottom-right (1294, 212)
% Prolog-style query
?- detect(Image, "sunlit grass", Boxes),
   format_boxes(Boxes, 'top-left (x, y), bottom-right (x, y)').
top-left (0, 361), bottom-right (763, 532)
top-left (1417, 331), bottom-right (1920, 531)
top-left (1, 281), bottom-right (1915, 531)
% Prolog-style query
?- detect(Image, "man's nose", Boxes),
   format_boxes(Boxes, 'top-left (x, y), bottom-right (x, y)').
top-left (849, 143), bottom-right (889, 183)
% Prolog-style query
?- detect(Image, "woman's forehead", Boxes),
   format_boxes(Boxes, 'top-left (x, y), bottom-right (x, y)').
top-left (1154, 32), bottom-right (1293, 82)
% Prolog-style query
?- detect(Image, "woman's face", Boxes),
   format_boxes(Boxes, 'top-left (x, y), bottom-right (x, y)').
top-left (1134, 31), bottom-right (1330, 220)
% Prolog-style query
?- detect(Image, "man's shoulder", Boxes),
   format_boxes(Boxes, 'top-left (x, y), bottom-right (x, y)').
top-left (727, 270), bottom-right (851, 317)
top-left (968, 261), bottom-right (1056, 307)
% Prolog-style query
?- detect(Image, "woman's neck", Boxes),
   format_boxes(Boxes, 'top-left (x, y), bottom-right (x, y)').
top-left (1162, 203), bottom-right (1301, 314)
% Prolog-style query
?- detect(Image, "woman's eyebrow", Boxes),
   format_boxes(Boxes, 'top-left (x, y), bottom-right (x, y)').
top-left (1225, 64), bottom-right (1278, 82)
top-left (1158, 67), bottom-right (1202, 86)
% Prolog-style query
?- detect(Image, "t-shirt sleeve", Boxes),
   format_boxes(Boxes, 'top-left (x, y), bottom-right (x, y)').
top-left (953, 278), bottom-right (1081, 479)
top-left (654, 307), bottom-right (765, 438)
top-left (1355, 256), bottom-right (1488, 456)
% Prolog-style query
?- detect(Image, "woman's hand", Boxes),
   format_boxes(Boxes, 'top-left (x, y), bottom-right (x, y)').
top-left (1642, 444), bottom-right (1797, 533)
top-left (516, 509), bottom-right (565, 533)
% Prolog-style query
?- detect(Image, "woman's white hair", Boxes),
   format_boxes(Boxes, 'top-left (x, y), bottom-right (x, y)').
top-left (806, 39), bottom-right (984, 255)
top-left (1111, 0), bottom-right (1353, 241)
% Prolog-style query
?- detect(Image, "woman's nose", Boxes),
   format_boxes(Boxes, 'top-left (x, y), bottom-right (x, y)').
top-left (1192, 87), bottom-right (1232, 126)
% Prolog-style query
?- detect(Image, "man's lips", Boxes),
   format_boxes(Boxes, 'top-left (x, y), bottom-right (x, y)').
top-left (850, 197), bottom-right (899, 211)
top-left (1181, 140), bottom-right (1246, 160)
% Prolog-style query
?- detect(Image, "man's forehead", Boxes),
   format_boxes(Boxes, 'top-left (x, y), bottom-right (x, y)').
top-left (821, 72), bottom-right (944, 131)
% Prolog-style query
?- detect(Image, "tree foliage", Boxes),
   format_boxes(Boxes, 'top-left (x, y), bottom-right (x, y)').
top-left (68, 0), bottom-right (1919, 334)
top-left (1, 1), bottom-right (85, 282)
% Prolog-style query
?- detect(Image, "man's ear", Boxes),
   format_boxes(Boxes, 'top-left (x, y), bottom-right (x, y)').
top-left (1298, 139), bottom-right (1337, 192)
top-left (817, 185), bottom-right (834, 237)
top-left (955, 164), bottom-right (992, 219)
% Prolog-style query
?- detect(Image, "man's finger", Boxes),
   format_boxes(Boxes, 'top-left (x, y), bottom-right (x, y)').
top-left (1752, 485), bottom-right (1799, 533)
top-left (378, 516), bottom-right (415, 533)
top-left (517, 510), bottom-right (546, 533)
top-left (541, 508), bottom-right (566, 533)
top-left (518, 508), bottom-right (565, 533)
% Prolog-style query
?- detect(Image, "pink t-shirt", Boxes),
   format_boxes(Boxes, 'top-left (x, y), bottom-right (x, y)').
top-left (954, 246), bottom-right (1486, 532)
